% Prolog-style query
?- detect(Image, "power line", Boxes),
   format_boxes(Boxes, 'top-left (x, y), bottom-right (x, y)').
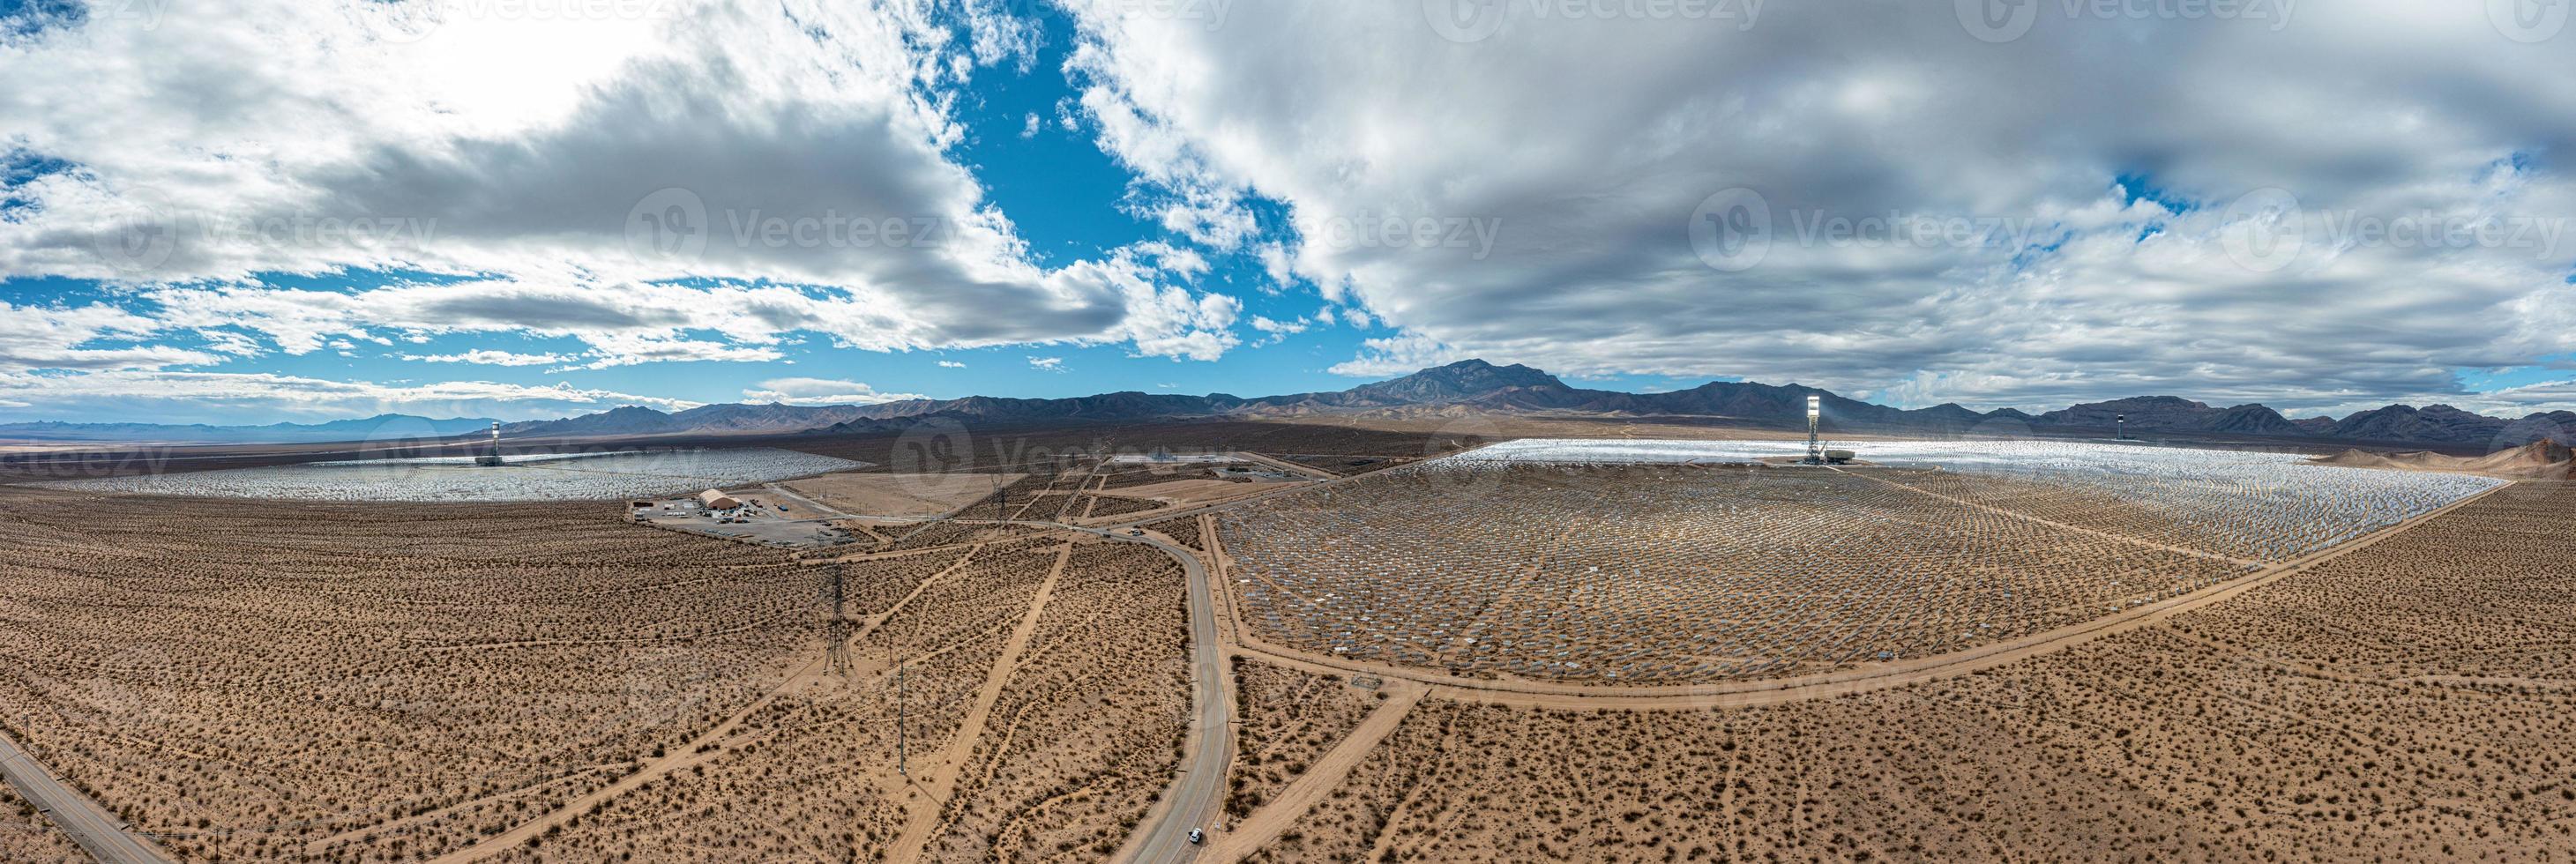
top-left (823, 567), bottom-right (849, 679)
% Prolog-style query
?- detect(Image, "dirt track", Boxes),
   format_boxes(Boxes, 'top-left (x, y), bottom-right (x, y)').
top-left (1208, 481), bottom-right (2505, 709)
top-left (883, 542), bottom-right (1071, 863)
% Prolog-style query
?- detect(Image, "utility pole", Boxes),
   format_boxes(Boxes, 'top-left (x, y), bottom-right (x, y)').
top-left (893, 642), bottom-right (907, 777)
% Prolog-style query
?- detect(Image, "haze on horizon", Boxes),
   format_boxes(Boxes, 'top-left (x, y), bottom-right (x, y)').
top-left (2, 0), bottom-right (2572, 427)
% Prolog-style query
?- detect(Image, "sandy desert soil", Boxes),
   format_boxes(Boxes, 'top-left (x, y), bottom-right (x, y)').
top-left (469, 536), bottom-right (1190, 864)
top-left (785, 472), bottom-right (1030, 518)
top-left (1243, 480), bottom-right (2576, 862)
top-left (1140, 514), bottom-right (1207, 553)
top-left (0, 782), bottom-right (87, 863)
top-left (1079, 494), bottom-right (1169, 520)
top-left (0, 488), bottom-right (840, 862)
top-left (910, 540), bottom-right (1191, 861)
top-left (1223, 659), bottom-right (1384, 829)
top-left (2311, 438), bottom-right (2571, 480)
top-left (0, 481), bottom-right (1192, 863)
top-left (1096, 478), bottom-right (1264, 505)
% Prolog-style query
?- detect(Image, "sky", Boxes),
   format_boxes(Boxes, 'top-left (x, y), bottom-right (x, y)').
top-left (0, 0), bottom-right (2572, 426)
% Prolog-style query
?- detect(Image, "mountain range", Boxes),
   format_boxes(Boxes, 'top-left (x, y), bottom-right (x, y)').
top-left (6, 360), bottom-right (2571, 449)
top-left (0, 413), bottom-right (500, 444)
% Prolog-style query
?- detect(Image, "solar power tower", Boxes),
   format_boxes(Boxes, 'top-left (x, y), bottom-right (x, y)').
top-left (1803, 395), bottom-right (1824, 463)
top-left (474, 421), bottom-right (505, 466)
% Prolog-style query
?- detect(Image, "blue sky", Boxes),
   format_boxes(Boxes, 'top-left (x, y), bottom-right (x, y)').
top-left (2, 0), bottom-right (2572, 425)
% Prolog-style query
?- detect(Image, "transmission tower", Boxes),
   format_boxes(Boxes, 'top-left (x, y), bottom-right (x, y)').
top-left (823, 568), bottom-right (851, 679)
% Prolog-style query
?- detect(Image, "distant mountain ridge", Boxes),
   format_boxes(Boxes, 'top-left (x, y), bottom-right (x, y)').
top-left (0, 413), bottom-right (499, 444)
top-left (9, 360), bottom-right (2572, 448)
top-left (766, 360), bottom-right (2574, 449)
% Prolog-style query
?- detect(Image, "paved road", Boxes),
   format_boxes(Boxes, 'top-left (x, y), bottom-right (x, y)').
top-left (0, 728), bottom-right (171, 863)
top-left (1051, 525), bottom-right (1229, 864)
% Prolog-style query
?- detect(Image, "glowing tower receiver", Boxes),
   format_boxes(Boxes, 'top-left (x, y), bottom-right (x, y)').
top-left (1803, 395), bottom-right (1823, 464)
top-left (474, 421), bottom-right (505, 466)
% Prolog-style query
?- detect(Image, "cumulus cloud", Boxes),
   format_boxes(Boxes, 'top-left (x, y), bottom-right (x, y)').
top-left (0, 369), bottom-right (698, 423)
top-left (740, 376), bottom-right (924, 406)
top-left (1027, 355), bottom-right (1064, 371)
top-left (0, 301), bottom-right (217, 370)
top-left (1248, 314), bottom-right (1310, 346)
top-left (1064, 2), bottom-right (2576, 412)
top-left (937, 360), bottom-right (967, 368)
top-left (0, 0), bottom-right (1245, 415)
top-left (1328, 331), bottom-right (1465, 377)
top-left (402, 350), bottom-right (570, 367)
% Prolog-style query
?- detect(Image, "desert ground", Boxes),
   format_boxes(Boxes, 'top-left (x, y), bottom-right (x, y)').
top-left (1, 780), bottom-right (88, 863)
top-left (1213, 441), bottom-right (2494, 687)
top-left (0, 423), bottom-right (2569, 862)
top-left (1223, 480), bottom-right (2576, 862)
top-left (0, 477), bottom-right (1197, 862)
top-left (780, 472), bottom-right (1030, 519)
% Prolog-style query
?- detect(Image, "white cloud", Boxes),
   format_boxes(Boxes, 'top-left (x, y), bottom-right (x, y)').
top-left (0, 301), bottom-right (217, 371)
top-left (0, 0), bottom-right (1247, 392)
top-left (554, 333), bottom-right (784, 370)
top-left (1248, 314), bottom-right (1309, 346)
top-left (740, 376), bottom-right (924, 406)
top-left (0, 369), bottom-right (698, 423)
top-left (1027, 355), bottom-right (1064, 371)
top-left (403, 350), bottom-right (571, 366)
top-left (1328, 331), bottom-right (1464, 377)
top-left (937, 360), bottom-right (967, 368)
top-left (1064, 2), bottom-right (2576, 413)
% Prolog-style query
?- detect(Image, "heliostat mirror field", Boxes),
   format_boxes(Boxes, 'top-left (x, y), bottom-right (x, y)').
top-left (1218, 440), bottom-right (2500, 686)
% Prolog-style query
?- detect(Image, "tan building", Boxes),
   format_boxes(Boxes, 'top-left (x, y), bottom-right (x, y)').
top-left (698, 489), bottom-right (740, 510)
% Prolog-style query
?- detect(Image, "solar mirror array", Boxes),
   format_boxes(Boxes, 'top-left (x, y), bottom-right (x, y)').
top-left (1219, 440), bottom-right (2500, 685)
